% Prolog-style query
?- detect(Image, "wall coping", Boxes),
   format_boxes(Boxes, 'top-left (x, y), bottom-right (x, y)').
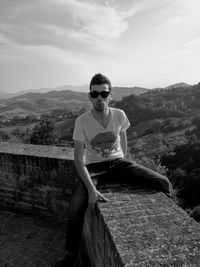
top-left (0, 141), bottom-right (74, 160)
top-left (100, 187), bottom-right (200, 266)
top-left (84, 185), bottom-right (200, 266)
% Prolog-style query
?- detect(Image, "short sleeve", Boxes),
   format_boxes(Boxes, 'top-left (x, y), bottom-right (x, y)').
top-left (120, 110), bottom-right (130, 131)
top-left (73, 117), bottom-right (85, 142)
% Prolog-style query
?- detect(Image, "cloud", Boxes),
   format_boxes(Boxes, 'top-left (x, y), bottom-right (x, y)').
top-left (50, 0), bottom-right (133, 39)
top-left (0, 27), bottom-right (92, 67)
top-left (1, 0), bottom-right (200, 91)
top-left (23, 45), bottom-right (91, 66)
top-left (161, 0), bottom-right (200, 28)
top-left (39, 25), bottom-right (66, 36)
top-left (0, 32), bottom-right (25, 61)
top-left (0, 32), bottom-right (15, 47)
top-left (0, 0), bottom-right (131, 39)
top-left (184, 38), bottom-right (200, 48)
top-left (0, 0), bottom-right (135, 56)
top-left (164, 49), bottom-right (192, 60)
top-left (165, 16), bottom-right (182, 27)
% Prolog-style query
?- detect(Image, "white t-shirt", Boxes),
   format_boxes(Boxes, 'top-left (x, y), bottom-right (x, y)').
top-left (73, 107), bottom-right (130, 164)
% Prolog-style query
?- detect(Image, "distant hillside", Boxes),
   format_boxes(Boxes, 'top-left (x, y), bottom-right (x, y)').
top-left (0, 90), bottom-right (90, 114)
top-left (0, 82), bottom-right (195, 114)
top-left (0, 86), bottom-right (148, 114)
top-left (4, 84), bottom-right (147, 99)
top-left (112, 86), bottom-right (148, 100)
top-left (12, 84), bottom-right (90, 97)
top-left (1, 81), bottom-right (199, 150)
top-left (0, 91), bottom-right (14, 99)
top-left (164, 82), bottom-right (191, 90)
top-left (113, 82), bottom-right (200, 138)
top-left (15, 90), bottom-right (89, 102)
top-left (40, 82), bottom-right (200, 147)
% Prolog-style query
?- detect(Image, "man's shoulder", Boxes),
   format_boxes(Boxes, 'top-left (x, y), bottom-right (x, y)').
top-left (76, 110), bottom-right (91, 122)
top-left (110, 107), bottom-right (125, 116)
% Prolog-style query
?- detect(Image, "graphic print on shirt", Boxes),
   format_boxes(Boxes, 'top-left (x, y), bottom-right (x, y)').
top-left (91, 131), bottom-right (118, 158)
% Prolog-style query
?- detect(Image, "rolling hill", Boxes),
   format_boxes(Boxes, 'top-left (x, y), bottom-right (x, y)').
top-left (0, 86), bottom-right (148, 114)
top-left (0, 82), bottom-right (194, 114)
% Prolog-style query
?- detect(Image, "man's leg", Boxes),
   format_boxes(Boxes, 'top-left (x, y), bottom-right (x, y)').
top-left (111, 158), bottom-right (172, 196)
top-left (64, 179), bottom-right (88, 264)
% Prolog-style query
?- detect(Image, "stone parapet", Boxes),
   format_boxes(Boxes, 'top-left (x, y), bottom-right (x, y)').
top-left (1, 142), bottom-right (200, 266)
top-left (83, 185), bottom-right (200, 266)
top-left (0, 142), bottom-right (77, 220)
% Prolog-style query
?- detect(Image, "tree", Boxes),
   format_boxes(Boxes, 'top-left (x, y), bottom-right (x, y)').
top-left (161, 133), bottom-right (200, 207)
top-left (0, 130), bottom-right (10, 141)
top-left (28, 115), bottom-right (58, 145)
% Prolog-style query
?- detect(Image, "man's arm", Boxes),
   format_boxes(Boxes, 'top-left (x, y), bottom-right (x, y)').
top-left (74, 140), bottom-right (108, 205)
top-left (120, 130), bottom-right (128, 158)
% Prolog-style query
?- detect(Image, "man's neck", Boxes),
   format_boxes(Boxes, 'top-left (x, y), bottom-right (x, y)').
top-left (92, 107), bottom-right (110, 118)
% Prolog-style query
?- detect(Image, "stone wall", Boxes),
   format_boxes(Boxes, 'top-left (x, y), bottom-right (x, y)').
top-left (83, 185), bottom-right (200, 266)
top-left (1, 142), bottom-right (200, 266)
top-left (0, 142), bottom-right (76, 220)
top-left (83, 204), bottom-right (124, 267)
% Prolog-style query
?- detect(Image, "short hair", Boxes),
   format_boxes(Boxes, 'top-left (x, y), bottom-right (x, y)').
top-left (89, 73), bottom-right (112, 91)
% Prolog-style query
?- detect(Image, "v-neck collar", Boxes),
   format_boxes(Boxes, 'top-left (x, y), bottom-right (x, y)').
top-left (90, 108), bottom-right (112, 130)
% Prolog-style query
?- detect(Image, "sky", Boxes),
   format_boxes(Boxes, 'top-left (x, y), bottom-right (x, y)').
top-left (0, 0), bottom-right (200, 93)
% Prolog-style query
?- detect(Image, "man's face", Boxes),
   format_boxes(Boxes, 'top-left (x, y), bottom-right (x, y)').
top-left (89, 84), bottom-right (111, 111)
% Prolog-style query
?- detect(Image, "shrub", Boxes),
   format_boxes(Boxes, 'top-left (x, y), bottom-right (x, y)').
top-left (28, 116), bottom-right (58, 145)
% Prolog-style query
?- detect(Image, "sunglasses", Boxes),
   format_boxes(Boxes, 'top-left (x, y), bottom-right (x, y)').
top-left (89, 90), bottom-right (110, 99)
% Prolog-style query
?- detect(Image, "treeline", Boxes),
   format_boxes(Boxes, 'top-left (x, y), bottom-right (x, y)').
top-left (112, 83), bottom-right (200, 125)
top-left (160, 117), bottom-right (200, 221)
top-left (160, 116), bottom-right (200, 204)
top-left (0, 107), bottom-right (88, 143)
top-left (0, 114), bottom-right (38, 128)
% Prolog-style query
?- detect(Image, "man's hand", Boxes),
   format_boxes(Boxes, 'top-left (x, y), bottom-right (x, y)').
top-left (88, 189), bottom-right (108, 208)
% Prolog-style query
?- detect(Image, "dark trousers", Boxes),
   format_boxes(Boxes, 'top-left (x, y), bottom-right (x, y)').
top-left (65, 158), bottom-right (172, 255)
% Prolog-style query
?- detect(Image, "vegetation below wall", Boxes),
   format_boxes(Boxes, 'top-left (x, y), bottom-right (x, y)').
top-left (160, 122), bottom-right (200, 221)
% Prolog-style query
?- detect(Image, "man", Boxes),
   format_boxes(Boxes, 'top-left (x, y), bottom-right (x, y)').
top-left (59, 73), bottom-right (172, 266)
